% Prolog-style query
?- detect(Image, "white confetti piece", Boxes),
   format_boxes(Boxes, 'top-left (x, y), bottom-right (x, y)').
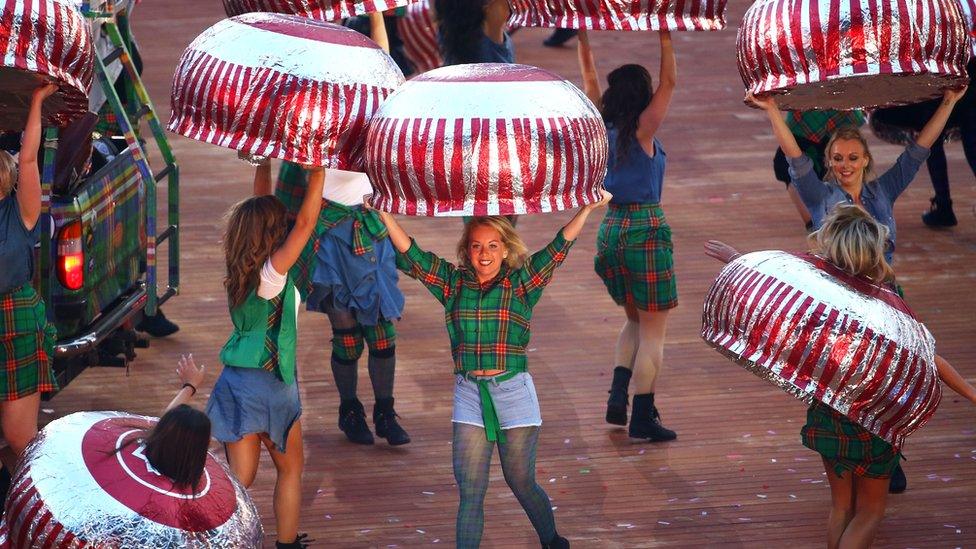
top-left (616, 523), bottom-right (633, 528)
top-left (738, 518), bottom-right (752, 522)
top-left (658, 521), bottom-right (670, 526)
top-left (767, 430), bottom-right (776, 435)
top-left (564, 439), bottom-right (570, 444)
top-left (41, 408), bottom-right (54, 414)
top-left (416, 530), bottom-right (425, 534)
top-left (549, 478), bottom-right (556, 483)
top-left (422, 491), bottom-right (435, 495)
top-left (771, 458), bottom-right (777, 463)
top-left (695, 480), bottom-right (708, 485)
top-left (757, 494), bottom-right (767, 499)
top-left (789, 495), bottom-right (797, 499)
top-left (701, 511), bottom-right (708, 516)
top-left (325, 514), bottom-right (332, 519)
top-left (689, 497), bottom-right (701, 503)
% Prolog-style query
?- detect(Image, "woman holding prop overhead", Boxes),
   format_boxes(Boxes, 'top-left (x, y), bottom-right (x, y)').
top-left (578, 28), bottom-right (679, 441)
top-left (373, 189), bottom-right (611, 548)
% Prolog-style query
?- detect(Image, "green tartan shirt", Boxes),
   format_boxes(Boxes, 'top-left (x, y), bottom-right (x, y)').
top-left (785, 109), bottom-right (866, 144)
top-left (396, 231), bottom-right (574, 374)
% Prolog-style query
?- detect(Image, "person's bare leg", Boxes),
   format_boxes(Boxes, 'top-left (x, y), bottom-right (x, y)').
top-left (632, 309), bottom-right (669, 394)
top-left (0, 393), bottom-right (41, 470)
top-left (822, 458), bottom-right (855, 549)
top-left (224, 434), bottom-right (262, 488)
top-left (838, 474), bottom-right (889, 549)
top-left (263, 420), bottom-right (305, 544)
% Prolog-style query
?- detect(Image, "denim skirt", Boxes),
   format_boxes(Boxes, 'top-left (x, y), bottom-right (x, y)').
top-left (452, 372), bottom-right (542, 430)
top-left (206, 366), bottom-right (302, 453)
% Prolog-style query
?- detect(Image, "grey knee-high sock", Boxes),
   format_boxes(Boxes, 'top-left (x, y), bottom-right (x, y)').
top-left (367, 349), bottom-right (396, 400)
top-left (331, 356), bottom-right (359, 401)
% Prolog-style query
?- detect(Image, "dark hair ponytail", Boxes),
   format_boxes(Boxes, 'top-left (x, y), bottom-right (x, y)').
top-left (601, 64), bottom-right (654, 163)
top-left (436, 0), bottom-right (489, 65)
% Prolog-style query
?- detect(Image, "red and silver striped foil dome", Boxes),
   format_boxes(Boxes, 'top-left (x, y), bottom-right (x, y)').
top-left (0, 411), bottom-right (262, 548)
top-left (222, 0), bottom-right (416, 20)
top-left (701, 251), bottom-right (942, 449)
top-left (168, 13), bottom-right (404, 169)
top-left (737, 0), bottom-right (971, 110)
top-left (399, 0), bottom-right (441, 74)
top-left (0, 0), bottom-right (94, 129)
top-left (364, 63), bottom-right (608, 216)
top-left (509, 0), bottom-right (728, 31)
top-left (960, 0), bottom-right (976, 56)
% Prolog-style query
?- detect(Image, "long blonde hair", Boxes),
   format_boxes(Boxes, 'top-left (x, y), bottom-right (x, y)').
top-left (0, 151), bottom-right (16, 198)
top-left (811, 204), bottom-right (894, 283)
top-left (457, 216), bottom-right (529, 270)
top-left (222, 195), bottom-right (288, 308)
top-left (824, 127), bottom-right (874, 183)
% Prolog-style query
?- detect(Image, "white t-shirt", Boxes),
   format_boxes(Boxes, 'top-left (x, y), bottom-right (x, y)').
top-left (257, 259), bottom-right (300, 318)
top-left (323, 169), bottom-right (373, 206)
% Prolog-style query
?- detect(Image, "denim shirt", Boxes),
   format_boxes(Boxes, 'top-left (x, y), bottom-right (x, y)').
top-left (788, 142), bottom-right (930, 263)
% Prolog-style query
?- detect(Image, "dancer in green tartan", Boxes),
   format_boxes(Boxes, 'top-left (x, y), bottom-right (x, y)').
top-left (706, 205), bottom-right (976, 549)
top-left (0, 83), bottom-right (59, 472)
top-left (578, 29), bottom-right (679, 441)
top-left (375, 191), bottom-right (610, 549)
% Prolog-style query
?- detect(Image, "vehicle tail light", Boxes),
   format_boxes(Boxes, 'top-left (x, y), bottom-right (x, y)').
top-left (57, 221), bottom-right (84, 290)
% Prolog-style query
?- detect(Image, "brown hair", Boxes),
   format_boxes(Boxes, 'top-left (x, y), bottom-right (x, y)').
top-left (811, 204), bottom-right (894, 283)
top-left (456, 216), bottom-right (529, 270)
top-left (824, 126), bottom-right (874, 183)
top-left (0, 150), bottom-right (15, 197)
top-left (223, 195), bottom-right (288, 308)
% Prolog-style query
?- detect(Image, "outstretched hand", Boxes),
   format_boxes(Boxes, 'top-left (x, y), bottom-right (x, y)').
top-left (177, 353), bottom-right (205, 389)
top-left (745, 91), bottom-right (777, 111)
top-left (32, 82), bottom-right (58, 102)
top-left (585, 188), bottom-right (613, 210)
top-left (704, 240), bottom-right (742, 264)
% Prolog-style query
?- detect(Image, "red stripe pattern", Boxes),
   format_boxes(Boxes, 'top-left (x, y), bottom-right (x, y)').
top-left (398, 0), bottom-right (441, 74)
top-left (959, 0), bottom-right (976, 56)
top-left (364, 63), bottom-right (607, 216)
top-left (222, 0), bottom-right (416, 19)
top-left (701, 251), bottom-right (942, 449)
top-left (736, 0), bottom-right (970, 110)
top-left (167, 14), bottom-right (403, 169)
top-left (0, 0), bottom-right (94, 129)
top-left (508, 0), bottom-right (727, 31)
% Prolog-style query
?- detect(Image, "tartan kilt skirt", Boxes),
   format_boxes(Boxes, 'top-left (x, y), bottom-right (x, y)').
top-left (594, 204), bottom-right (678, 312)
top-left (0, 284), bottom-right (58, 401)
top-left (801, 402), bottom-right (901, 479)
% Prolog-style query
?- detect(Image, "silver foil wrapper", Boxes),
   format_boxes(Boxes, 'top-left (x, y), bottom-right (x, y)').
top-left (222, 0), bottom-right (416, 20)
top-left (398, 0), bottom-right (441, 74)
top-left (737, 0), bottom-right (971, 110)
top-left (701, 251), bottom-right (942, 449)
top-left (0, 0), bottom-right (94, 129)
top-left (168, 13), bottom-right (404, 169)
top-left (509, 0), bottom-right (728, 31)
top-left (0, 411), bottom-right (262, 548)
top-left (364, 63), bottom-right (608, 216)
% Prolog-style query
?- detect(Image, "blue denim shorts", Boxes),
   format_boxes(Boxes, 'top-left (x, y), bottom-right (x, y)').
top-left (452, 372), bottom-right (542, 430)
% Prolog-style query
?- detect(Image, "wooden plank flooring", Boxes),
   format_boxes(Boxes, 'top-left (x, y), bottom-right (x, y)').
top-left (40, 1), bottom-right (976, 547)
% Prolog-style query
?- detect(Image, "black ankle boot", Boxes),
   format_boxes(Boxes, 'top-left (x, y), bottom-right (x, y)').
top-left (922, 197), bottom-right (957, 227)
top-left (629, 393), bottom-right (676, 442)
top-left (276, 533), bottom-right (311, 548)
top-left (606, 366), bottom-right (631, 426)
top-left (338, 398), bottom-right (374, 445)
top-left (373, 397), bottom-right (410, 446)
top-left (542, 533), bottom-right (569, 548)
top-left (135, 308), bottom-right (180, 337)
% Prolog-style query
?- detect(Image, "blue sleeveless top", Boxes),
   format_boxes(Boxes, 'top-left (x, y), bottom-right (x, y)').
top-left (0, 194), bottom-right (39, 295)
top-left (603, 127), bottom-right (666, 205)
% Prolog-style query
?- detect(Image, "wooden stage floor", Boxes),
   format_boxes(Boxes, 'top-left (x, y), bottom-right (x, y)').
top-left (42, 1), bottom-right (976, 547)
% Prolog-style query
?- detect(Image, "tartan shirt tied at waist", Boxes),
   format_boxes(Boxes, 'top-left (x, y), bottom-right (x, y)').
top-left (786, 110), bottom-right (866, 144)
top-left (319, 200), bottom-right (389, 256)
top-left (395, 230), bottom-right (574, 375)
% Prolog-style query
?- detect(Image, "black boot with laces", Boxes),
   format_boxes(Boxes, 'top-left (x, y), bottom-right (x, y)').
top-left (373, 397), bottom-right (410, 446)
top-left (606, 366), bottom-right (631, 426)
top-left (276, 533), bottom-right (312, 549)
top-left (922, 197), bottom-right (957, 227)
top-left (628, 393), bottom-right (676, 442)
top-left (338, 398), bottom-right (374, 445)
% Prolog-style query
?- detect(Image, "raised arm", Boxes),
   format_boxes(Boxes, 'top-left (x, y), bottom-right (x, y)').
top-left (483, 0), bottom-right (510, 44)
top-left (916, 87), bottom-right (967, 148)
top-left (164, 354), bottom-right (206, 412)
top-left (369, 12), bottom-right (390, 53)
top-left (375, 209), bottom-right (411, 253)
top-left (17, 83), bottom-right (58, 231)
top-left (935, 354), bottom-right (976, 405)
top-left (749, 92), bottom-right (803, 158)
top-left (560, 188), bottom-right (612, 242)
top-left (253, 161), bottom-right (272, 196)
top-left (577, 29), bottom-right (602, 107)
top-left (270, 166), bottom-right (324, 274)
top-left (635, 31), bottom-right (676, 145)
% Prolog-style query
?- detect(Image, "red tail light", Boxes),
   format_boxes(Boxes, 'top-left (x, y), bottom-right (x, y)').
top-left (57, 221), bottom-right (84, 290)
